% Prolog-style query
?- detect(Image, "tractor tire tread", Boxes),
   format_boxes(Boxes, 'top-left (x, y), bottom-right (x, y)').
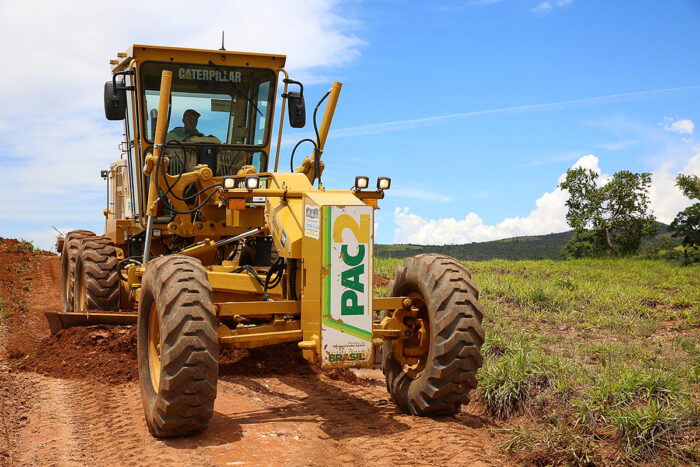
top-left (382, 254), bottom-right (484, 416)
top-left (137, 255), bottom-right (218, 438)
top-left (60, 230), bottom-right (94, 313)
top-left (76, 236), bottom-right (120, 310)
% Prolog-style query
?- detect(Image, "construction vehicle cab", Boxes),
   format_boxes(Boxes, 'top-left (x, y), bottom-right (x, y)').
top-left (51, 43), bottom-right (485, 439)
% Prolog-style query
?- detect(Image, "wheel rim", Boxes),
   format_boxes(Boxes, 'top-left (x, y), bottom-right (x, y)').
top-left (393, 292), bottom-right (430, 379)
top-left (148, 303), bottom-right (162, 393)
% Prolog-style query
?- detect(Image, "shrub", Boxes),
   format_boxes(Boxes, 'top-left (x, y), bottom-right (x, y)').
top-left (560, 230), bottom-right (607, 259)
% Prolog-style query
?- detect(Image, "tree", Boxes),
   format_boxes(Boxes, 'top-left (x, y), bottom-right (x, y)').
top-left (559, 168), bottom-right (657, 255)
top-left (670, 174), bottom-right (700, 263)
top-left (559, 229), bottom-right (606, 259)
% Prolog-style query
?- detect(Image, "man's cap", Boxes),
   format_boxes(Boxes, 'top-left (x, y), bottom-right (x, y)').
top-left (183, 109), bottom-right (201, 119)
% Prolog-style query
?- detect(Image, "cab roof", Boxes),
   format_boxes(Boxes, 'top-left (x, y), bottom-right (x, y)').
top-left (110, 44), bottom-right (286, 73)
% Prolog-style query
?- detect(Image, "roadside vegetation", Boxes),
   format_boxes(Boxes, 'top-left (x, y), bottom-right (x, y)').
top-left (375, 256), bottom-right (700, 464)
top-left (560, 170), bottom-right (700, 265)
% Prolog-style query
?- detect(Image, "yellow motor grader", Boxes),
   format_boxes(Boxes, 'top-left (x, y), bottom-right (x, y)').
top-left (49, 44), bottom-right (485, 438)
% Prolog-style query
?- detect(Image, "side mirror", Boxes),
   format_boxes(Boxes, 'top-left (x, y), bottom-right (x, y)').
top-left (283, 79), bottom-right (305, 128)
top-left (104, 77), bottom-right (126, 121)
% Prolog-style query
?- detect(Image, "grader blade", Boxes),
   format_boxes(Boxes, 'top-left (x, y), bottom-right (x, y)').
top-left (44, 311), bottom-right (137, 335)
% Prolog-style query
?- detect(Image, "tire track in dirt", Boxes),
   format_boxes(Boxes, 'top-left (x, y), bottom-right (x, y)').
top-left (6, 255), bottom-right (209, 466)
top-left (3, 248), bottom-right (507, 466)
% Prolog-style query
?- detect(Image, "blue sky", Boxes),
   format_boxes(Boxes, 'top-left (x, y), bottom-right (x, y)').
top-left (1, 0), bottom-right (699, 249)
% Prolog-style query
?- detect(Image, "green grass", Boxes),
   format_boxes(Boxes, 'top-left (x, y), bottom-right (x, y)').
top-left (14, 238), bottom-right (40, 254)
top-left (374, 257), bottom-right (402, 277)
top-left (374, 256), bottom-right (700, 464)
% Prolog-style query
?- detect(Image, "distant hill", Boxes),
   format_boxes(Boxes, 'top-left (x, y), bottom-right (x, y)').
top-left (376, 231), bottom-right (575, 261)
top-left (376, 223), bottom-right (672, 261)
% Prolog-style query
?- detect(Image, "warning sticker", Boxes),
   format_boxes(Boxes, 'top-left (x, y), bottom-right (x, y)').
top-left (305, 204), bottom-right (320, 239)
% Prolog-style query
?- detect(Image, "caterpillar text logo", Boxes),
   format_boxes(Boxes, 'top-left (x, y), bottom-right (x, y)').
top-left (178, 68), bottom-right (242, 83)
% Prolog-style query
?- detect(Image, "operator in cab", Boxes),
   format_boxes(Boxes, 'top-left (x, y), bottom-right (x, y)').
top-left (166, 109), bottom-right (204, 142)
top-left (165, 109), bottom-right (222, 175)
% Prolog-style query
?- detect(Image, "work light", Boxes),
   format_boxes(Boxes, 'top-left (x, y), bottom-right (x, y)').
top-left (222, 176), bottom-right (235, 189)
top-left (377, 177), bottom-right (391, 190)
top-left (245, 176), bottom-right (260, 190)
top-left (354, 176), bottom-right (369, 190)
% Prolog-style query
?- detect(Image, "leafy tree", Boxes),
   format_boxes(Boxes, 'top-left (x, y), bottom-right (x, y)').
top-left (670, 174), bottom-right (700, 263)
top-left (559, 168), bottom-right (657, 255)
top-left (560, 229), bottom-right (606, 259)
top-left (675, 174), bottom-right (700, 200)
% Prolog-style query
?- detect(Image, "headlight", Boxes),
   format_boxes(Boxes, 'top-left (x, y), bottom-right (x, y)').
top-left (355, 176), bottom-right (369, 190)
top-left (222, 177), bottom-right (235, 189)
top-left (245, 176), bottom-right (260, 190)
top-left (377, 177), bottom-right (391, 190)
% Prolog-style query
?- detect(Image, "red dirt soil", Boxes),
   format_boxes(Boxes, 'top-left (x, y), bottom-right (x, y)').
top-left (0, 237), bottom-right (506, 466)
top-left (373, 273), bottom-right (391, 288)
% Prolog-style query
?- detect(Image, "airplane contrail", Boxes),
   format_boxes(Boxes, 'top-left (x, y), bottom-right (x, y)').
top-left (327, 84), bottom-right (700, 138)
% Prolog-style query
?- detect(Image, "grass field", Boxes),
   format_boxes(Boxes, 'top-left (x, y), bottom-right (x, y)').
top-left (375, 256), bottom-right (700, 464)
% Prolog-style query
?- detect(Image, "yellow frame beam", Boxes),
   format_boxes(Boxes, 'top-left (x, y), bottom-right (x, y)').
top-left (218, 321), bottom-right (301, 349)
top-left (207, 271), bottom-right (283, 295)
top-left (218, 300), bottom-right (300, 317)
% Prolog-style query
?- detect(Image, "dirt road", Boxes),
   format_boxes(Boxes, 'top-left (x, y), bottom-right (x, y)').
top-left (0, 243), bottom-right (505, 466)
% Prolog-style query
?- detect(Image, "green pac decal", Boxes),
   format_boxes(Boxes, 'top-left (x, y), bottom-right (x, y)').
top-left (341, 289), bottom-right (364, 315)
top-left (340, 244), bottom-right (366, 315)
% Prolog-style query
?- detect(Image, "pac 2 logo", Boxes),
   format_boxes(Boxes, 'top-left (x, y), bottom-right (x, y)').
top-left (333, 213), bottom-right (371, 316)
top-left (321, 205), bottom-right (374, 366)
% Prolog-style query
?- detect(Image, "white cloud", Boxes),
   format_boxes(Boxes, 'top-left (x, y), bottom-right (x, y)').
top-left (531, 2), bottom-right (553, 16)
top-left (531, 0), bottom-right (572, 16)
top-left (392, 155), bottom-right (600, 244)
top-left (0, 0), bottom-right (363, 120)
top-left (659, 117), bottom-right (694, 135)
top-left (649, 153), bottom-right (700, 223)
top-left (392, 152), bottom-right (700, 245)
top-left (0, 0), bottom-right (364, 250)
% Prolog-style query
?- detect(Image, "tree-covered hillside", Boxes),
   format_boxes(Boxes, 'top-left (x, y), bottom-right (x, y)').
top-left (376, 231), bottom-right (574, 261)
top-left (376, 223), bottom-right (673, 261)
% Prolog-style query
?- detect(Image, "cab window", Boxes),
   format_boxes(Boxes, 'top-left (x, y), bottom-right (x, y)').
top-left (140, 62), bottom-right (276, 147)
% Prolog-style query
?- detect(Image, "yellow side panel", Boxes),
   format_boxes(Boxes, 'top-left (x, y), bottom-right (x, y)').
top-left (264, 173), bottom-right (314, 258)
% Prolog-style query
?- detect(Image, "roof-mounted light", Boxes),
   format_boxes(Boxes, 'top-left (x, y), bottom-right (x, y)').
top-left (354, 176), bottom-right (369, 190)
top-left (377, 177), bottom-right (391, 191)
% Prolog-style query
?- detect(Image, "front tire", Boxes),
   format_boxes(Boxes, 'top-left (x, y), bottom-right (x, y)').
top-left (382, 254), bottom-right (485, 416)
top-left (137, 255), bottom-right (219, 438)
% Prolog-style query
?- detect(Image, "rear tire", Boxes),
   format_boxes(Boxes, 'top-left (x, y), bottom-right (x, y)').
top-left (382, 254), bottom-right (485, 416)
top-left (137, 255), bottom-right (219, 438)
top-left (60, 230), bottom-right (94, 313)
top-left (73, 236), bottom-right (120, 312)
